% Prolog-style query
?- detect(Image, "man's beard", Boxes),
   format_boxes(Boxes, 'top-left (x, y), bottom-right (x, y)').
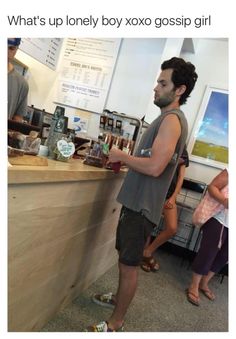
top-left (154, 91), bottom-right (175, 108)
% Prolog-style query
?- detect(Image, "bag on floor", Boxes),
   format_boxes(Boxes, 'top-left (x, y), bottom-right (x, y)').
top-left (192, 185), bottom-right (228, 228)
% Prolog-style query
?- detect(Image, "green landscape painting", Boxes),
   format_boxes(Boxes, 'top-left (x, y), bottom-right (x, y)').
top-left (191, 88), bottom-right (228, 165)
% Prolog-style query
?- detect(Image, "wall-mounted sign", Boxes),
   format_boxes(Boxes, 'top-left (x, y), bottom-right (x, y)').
top-left (55, 38), bottom-right (121, 113)
top-left (20, 38), bottom-right (63, 70)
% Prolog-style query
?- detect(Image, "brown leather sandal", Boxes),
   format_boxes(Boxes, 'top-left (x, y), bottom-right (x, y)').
top-left (140, 256), bottom-right (160, 272)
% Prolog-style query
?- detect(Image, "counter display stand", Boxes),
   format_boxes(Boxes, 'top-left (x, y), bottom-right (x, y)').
top-left (84, 111), bottom-right (143, 169)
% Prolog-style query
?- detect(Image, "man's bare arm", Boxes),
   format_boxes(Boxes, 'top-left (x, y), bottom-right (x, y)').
top-left (108, 114), bottom-right (181, 177)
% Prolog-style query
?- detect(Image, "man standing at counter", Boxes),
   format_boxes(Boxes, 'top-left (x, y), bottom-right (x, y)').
top-left (85, 57), bottom-right (198, 332)
top-left (8, 38), bottom-right (29, 121)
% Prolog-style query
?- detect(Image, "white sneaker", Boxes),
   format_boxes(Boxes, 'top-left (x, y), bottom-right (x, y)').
top-left (84, 320), bottom-right (124, 332)
top-left (92, 292), bottom-right (116, 308)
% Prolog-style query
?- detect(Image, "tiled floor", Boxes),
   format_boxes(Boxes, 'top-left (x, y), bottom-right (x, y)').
top-left (41, 248), bottom-right (228, 332)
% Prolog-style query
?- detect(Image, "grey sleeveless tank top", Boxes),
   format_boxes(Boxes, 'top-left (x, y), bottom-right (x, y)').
top-left (117, 109), bottom-right (188, 225)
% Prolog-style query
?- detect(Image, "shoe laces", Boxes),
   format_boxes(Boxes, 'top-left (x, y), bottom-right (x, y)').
top-left (94, 321), bottom-right (108, 332)
top-left (101, 292), bottom-right (113, 301)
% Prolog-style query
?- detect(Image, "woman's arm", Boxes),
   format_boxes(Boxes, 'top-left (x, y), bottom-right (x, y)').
top-left (208, 169), bottom-right (228, 208)
top-left (172, 164), bottom-right (186, 198)
top-left (164, 164), bottom-right (186, 208)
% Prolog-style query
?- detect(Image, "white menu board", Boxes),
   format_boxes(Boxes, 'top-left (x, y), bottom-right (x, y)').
top-left (20, 38), bottom-right (63, 70)
top-left (55, 38), bottom-right (121, 113)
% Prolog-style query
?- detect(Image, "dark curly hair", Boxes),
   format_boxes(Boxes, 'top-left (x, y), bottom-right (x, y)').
top-left (161, 57), bottom-right (198, 105)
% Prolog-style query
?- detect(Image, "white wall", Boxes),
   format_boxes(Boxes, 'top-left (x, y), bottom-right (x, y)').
top-left (16, 49), bottom-right (58, 113)
top-left (105, 38), bottom-right (166, 117)
top-left (15, 38), bottom-right (228, 184)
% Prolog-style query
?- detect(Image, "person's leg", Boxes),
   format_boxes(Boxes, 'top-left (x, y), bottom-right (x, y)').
top-left (143, 236), bottom-right (151, 257)
top-left (89, 207), bottom-right (153, 330)
top-left (209, 226), bottom-right (228, 274)
top-left (107, 262), bottom-right (138, 330)
top-left (186, 220), bottom-right (220, 304)
top-left (200, 271), bottom-right (215, 287)
top-left (143, 205), bottom-right (177, 257)
top-left (199, 271), bottom-right (216, 300)
top-left (186, 272), bottom-right (202, 305)
top-left (199, 227), bottom-right (228, 300)
top-left (191, 218), bottom-right (222, 275)
top-left (186, 218), bottom-right (222, 305)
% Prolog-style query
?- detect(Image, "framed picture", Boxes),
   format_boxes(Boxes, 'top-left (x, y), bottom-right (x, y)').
top-left (188, 85), bottom-right (228, 169)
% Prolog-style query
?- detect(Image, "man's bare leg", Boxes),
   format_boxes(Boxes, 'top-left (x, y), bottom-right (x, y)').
top-left (107, 262), bottom-right (138, 330)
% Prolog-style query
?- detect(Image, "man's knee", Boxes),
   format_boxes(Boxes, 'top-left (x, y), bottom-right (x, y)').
top-left (119, 261), bottom-right (139, 276)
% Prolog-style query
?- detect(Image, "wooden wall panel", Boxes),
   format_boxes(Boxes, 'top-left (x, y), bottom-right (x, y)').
top-left (8, 178), bottom-right (123, 331)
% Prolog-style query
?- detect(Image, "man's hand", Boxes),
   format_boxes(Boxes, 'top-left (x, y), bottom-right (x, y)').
top-left (108, 147), bottom-right (127, 163)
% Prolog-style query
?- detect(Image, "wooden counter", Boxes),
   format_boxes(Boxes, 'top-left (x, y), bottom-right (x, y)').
top-left (8, 157), bottom-right (125, 184)
top-left (8, 158), bottom-right (126, 331)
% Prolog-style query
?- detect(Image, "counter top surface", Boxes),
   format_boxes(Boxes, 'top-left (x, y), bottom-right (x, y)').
top-left (8, 157), bottom-right (126, 184)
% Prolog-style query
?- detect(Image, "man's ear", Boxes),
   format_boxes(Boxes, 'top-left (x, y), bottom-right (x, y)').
top-left (176, 85), bottom-right (186, 96)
